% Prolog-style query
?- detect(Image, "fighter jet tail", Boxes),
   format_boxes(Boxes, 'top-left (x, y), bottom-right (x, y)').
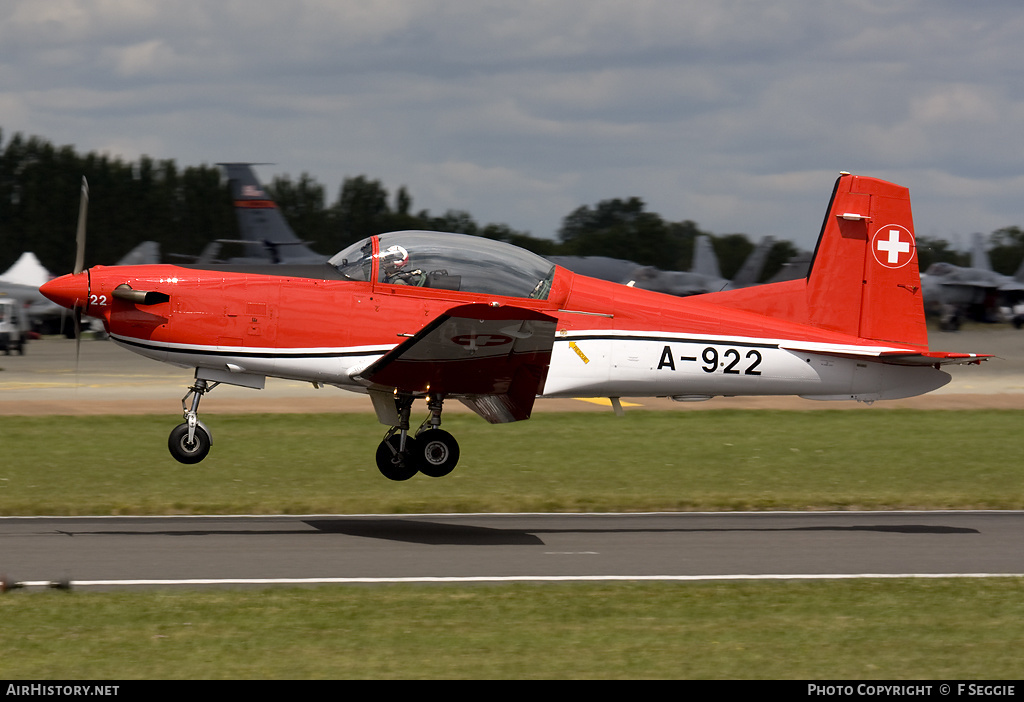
top-left (219, 163), bottom-right (323, 264)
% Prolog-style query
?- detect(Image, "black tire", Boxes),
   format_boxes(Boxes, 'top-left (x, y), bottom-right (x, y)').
top-left (168, 423), bottom-right (212, 464)
top-left (415, 429), bottom-right (460, 478)
top-left (375, 435), bottom-right (419, 481)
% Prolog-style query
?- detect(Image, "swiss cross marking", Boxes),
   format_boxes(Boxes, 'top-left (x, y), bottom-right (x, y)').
top-left (877, 230), bottom-right (909, 263)
top-left (871, 225), bottom-right (915, 269)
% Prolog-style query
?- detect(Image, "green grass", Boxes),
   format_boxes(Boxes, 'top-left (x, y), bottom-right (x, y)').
top-left (1, 409), bottom-right (1022, 514)
top-left (2, 579), bottom-right (1023, 679)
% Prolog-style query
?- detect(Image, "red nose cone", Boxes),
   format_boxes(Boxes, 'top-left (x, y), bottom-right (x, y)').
top-left (39, 272), bottom-right (89, 310)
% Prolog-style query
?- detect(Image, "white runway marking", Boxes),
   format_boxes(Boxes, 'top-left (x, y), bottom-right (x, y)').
top-left (10, 573), bottom-right (1024, 589)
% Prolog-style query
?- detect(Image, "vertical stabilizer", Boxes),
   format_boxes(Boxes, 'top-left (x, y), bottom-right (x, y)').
top-left (732, 236), bottom-right (774, 287)
top-left (219, 163), bottom-right (324, 263)
top-left (971, 232), bottom-right (993, 271)
top-left (691, 235), bottom-right (722, 279)
top-left (806, 174), bottom-right (927, 348)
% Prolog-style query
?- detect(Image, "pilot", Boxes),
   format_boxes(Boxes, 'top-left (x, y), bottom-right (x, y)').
top-left (379, 245), bottom-right (425, 286)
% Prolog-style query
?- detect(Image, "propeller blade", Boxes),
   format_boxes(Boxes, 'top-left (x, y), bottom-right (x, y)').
top-left (74, 177), bottom-right (88, 275)
top-left (74, 307), bottom-right (82, 371)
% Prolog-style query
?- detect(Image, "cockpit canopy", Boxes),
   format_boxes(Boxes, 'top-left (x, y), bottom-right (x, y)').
top-left (329, 231), bottom-right (556, 300)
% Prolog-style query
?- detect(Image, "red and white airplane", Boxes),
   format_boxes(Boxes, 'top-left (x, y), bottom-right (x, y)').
top-left (40, 173), bottom-right (987, 480)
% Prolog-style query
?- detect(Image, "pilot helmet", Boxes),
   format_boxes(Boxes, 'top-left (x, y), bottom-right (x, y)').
top-left (379, 245), bottom-right (409, 272)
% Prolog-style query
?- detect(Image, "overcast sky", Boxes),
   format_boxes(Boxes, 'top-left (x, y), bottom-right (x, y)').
top-left (3, 1), bottom-right (1024, 252)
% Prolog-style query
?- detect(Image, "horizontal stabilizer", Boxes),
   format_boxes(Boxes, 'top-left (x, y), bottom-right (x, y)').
top-left (876, 351), bottom-right (991, 366)
top-left (781, 342), bottom-right (990, 366)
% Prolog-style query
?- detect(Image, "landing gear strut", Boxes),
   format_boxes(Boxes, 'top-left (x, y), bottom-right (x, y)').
top-left (374, 394), bottom-right (461, 480)
top-left (168, 378), bottom-right (216, 464)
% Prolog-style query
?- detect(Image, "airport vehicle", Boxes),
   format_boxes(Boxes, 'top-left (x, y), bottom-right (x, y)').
top-left (0, 252), bottom-right (61, 335)
top-left (40, 173), bottom-right (986, 480)
top-left (0, 296), bottom-right (27, 354)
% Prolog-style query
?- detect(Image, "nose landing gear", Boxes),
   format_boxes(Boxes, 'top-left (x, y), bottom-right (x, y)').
top-left (168, 378), bottom-right (217, 464)
top-left (375, 394), bottom-right (461, 480)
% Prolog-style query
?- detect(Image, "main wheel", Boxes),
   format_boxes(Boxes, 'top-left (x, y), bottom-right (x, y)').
top-left (168, 423), bottom-right (212, 464)
top-left (375, 435), bottom-right (419, 481)
top-left (415, 429), bottom-right (460, 478)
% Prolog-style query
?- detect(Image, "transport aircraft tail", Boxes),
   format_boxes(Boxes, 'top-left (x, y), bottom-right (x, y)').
top-left (699, 173), bottom-right (929, 349)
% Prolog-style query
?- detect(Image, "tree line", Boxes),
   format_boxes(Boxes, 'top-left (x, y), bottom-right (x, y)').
top-left (2, 129), bottom-right (1022, 282)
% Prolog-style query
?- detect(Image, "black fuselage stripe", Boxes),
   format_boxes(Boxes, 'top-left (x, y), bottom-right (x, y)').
top-left (112, 335), bottom-right (391, 360)
top-left (112, 333), bottom-right (778, 361)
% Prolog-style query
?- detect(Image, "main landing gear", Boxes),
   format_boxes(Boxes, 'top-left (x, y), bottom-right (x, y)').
top-left (168, 377), bottom-right (216, 464)
top-left (375, 394), bottom-right (460, 481)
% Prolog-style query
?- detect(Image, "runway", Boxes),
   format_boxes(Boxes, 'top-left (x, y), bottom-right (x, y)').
top-left (2, 511), bottom-right (1021, 590)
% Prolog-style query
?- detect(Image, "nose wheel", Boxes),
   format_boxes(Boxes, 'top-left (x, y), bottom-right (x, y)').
top-left (168, 422), bottom-right (212, 464)
top-left (374, 394), bottom-right (461, 480)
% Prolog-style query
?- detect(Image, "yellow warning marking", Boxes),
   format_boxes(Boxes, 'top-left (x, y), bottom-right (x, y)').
top-left (569, 341), bottom-right (589, 364)
top-left (572, 398), bottom-right (642, 408)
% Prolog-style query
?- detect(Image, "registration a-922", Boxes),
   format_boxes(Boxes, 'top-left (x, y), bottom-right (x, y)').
top-left (656, 344), bottom-right (763, 375)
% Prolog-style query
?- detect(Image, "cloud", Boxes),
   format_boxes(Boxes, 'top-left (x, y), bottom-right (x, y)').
top-left (2, 1), bottom-right (1024, 250)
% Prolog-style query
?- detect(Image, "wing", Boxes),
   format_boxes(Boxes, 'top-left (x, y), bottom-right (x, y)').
top-left (354, 303), bottom-right (557, 424)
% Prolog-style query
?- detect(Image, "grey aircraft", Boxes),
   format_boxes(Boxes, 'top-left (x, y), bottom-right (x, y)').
top-left (920, 232), bottom-right (1024, 329)
top-left (550, 235), bottom-right (775, 297)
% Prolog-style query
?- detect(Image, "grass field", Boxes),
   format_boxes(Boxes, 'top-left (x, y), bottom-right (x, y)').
top-left (1, 409), bottom-right (1021, 514)
top-left (3, 579), bottom-right (1024, 679)
top-left (2, 409), bottom-right (1022, 679)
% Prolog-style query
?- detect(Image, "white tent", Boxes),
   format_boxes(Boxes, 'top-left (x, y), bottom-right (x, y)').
top-left (0, 252), bottom-right (52, 287)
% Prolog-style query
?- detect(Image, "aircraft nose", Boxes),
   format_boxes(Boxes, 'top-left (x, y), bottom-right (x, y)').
top-left (39, 272), bottom-right (89, 310)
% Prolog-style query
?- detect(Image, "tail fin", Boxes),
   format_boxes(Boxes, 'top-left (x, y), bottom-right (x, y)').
top-left (970, 231), bottom-right (993, 271)
top-left (218, 163), bottom-right (322, 263)
top-left (700, 174), bottom-right (928, 349)
top-left (731, 236), bottom-right (774, 287)
top-left (115, 241), bottom-right (160, 266)
top-left (805, 174), bottom-right (927, 347)
top-left (691, 235), bottom-right (723, 279)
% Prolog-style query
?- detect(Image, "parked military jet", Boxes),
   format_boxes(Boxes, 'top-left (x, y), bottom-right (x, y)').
top-left (921, 232), bottom-right (1024, 328)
